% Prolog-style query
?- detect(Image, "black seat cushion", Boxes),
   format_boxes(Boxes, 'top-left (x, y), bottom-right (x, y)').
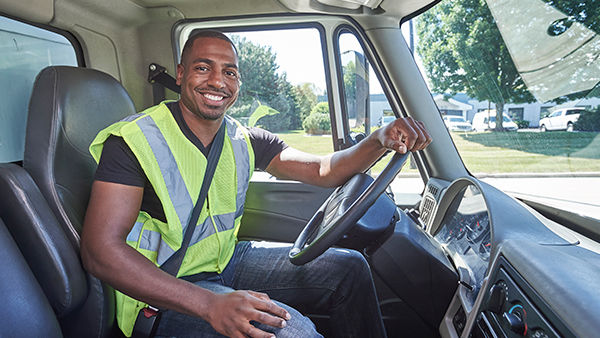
top-left (0, 218), bottom-right (62, 338)
top-left (0, 164), bottom-right (88, 317)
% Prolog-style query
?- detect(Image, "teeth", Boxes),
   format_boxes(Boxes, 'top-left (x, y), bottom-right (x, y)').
top-left (203, 93), bottom-right (224, 101)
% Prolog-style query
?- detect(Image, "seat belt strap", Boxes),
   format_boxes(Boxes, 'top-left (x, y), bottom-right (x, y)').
top-left (160, 120), bottom-right (226, 276)
top-left (147, 63), bottom-right (181, 105)
top-left (131, 121), bottom-right (226, 338)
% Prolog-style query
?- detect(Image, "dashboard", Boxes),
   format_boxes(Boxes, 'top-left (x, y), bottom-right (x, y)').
top-left (416, 177), bottom-right (600, 338)
top-left (434, 185), bottom-right (491, 307)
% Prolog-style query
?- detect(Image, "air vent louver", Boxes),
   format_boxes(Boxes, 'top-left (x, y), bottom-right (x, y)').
top-left (421, 196), bottom-right (436, 225)
top-left (428, 184), bottom-right (439, 197)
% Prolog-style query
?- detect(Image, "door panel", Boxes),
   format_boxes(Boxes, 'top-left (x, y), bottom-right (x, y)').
top-left (239, 177), bottom-right (333, 242)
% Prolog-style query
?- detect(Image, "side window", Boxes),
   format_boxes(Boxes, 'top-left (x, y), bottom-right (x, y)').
top-left (337, 30), bottom-right (424, 195)
top-left (0, 16), bottom-right (78, 162)
top-left (222, 28), bottom-right (331, 159)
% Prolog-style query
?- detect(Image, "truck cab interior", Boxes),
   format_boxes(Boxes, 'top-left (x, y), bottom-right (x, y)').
top-left (1, 0), bottom-right (599, 337)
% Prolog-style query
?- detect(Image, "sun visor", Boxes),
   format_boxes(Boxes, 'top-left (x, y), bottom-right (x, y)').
top-left (485, 0), bottom-right (600, 102)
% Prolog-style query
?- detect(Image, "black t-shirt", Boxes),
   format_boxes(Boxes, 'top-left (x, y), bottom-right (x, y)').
top-left (94, 101), bottom-right (287, 222)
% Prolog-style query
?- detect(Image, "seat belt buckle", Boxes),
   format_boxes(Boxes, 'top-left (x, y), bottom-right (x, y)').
top-left (132, 305), bottom-right (161, 338)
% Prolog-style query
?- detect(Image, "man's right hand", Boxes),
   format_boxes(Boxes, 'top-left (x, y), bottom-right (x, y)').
top-left (205, 290), bottom-right (291, 338)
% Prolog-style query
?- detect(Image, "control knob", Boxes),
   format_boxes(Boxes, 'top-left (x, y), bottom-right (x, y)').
top-left (487, 281), bottom-right (508, 313)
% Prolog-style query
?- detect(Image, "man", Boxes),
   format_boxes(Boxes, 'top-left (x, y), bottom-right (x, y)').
top-left (81, 30), bottom-right (431, 338)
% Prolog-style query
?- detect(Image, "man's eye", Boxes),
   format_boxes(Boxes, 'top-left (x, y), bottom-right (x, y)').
top-left (195, 66), bottom-right (209, 71)
top-left (225, 70), bottom-right (239, 78)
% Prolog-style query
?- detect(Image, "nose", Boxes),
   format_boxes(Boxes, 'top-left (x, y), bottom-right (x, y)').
top-left (207, 68), bottom-right (225, 89)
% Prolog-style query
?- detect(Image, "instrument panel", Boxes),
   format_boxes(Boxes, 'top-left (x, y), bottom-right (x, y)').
top-left (434, 184), bottom-right (491, 305)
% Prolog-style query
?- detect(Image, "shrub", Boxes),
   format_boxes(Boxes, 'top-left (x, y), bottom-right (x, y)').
top-left (574, 109), bottom-right (600, 131)
top-left (302, 102), bottom-right (331, 134)
top-left (309, 102), bottom-right (330, 116)
top-left (514, 119), bottom-right (530, 129)
top-left (303, 113), bottom-right (331, 135)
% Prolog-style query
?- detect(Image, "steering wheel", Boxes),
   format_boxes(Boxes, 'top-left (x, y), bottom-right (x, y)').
top-left (289, 152), bottom-right (410, 265)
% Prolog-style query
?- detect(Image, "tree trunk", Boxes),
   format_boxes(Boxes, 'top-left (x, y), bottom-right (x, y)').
top-left (494, 102), bottom-right (505, 131)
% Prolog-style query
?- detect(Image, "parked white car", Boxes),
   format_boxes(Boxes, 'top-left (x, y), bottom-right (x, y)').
top-left (443, 115), bottom-right (473, 132)
top-left (472, 110), bottom-right (518, 131)
top-left (539, 107), bottom-right (584, 132)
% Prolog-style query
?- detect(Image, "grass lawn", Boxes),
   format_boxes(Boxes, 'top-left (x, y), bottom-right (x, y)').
top-left (452, 131), bottom-right (600, 173)
top-left (276, 130), bottom-right (600, 174)
top-left (276, 131), bottom-right (419, 174)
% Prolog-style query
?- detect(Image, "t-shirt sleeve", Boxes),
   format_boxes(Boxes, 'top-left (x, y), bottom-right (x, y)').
top-left (94, 135), bottom-right (146, 187)
top-left (247, 127), bottom-right (288, 171)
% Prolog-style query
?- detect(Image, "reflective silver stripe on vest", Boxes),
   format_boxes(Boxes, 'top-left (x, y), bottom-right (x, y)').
top-left (139, 229), bottom-right (176, 266)
top-left (126, 221), bottom-right (144, 242)
top-left (188, 212), bottom-right (236, 246)
top-left (120, 112), bottom-right (146, 123)
top-left (136, 116), bottom-right (194, 228)
top-left (225, 116), bottom-right (251, 218)
top-left (212, 212), bottom-right (236, 233)
top-left (189, 215), bottom-right (216, 246)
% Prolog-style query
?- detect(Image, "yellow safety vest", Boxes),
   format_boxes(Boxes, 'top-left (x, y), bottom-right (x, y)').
top-left (89, 101), bottom-right (254, 336)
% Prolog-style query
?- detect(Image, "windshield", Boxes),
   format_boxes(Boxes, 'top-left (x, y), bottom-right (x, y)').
top-left (487, 116), bottom-right (511, 123)
top-left (449, 117), bottom-right (466, 123)
top-left (413, 0), bottom-right (600, 221)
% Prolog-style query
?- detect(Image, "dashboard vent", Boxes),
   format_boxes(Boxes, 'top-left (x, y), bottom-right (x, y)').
top-left (421, 196), bottom-right (436, 225)
top-left (428, 184), bottom-right (439, 197)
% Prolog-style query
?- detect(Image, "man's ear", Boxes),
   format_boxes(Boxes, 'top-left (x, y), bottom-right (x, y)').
top-left (176, 63), bottom-right (184, 86)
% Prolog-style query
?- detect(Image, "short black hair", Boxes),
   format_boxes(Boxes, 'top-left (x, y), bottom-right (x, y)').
top-left (180, 29), bottom-right (238, 64)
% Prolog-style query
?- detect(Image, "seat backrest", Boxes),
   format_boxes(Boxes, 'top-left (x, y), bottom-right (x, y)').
top-left (23, 66), bottom-right (136, 249)
top-left (0, 218), bottom-right (62, 338)
top-left (9, 65), bottom-right (135, 337)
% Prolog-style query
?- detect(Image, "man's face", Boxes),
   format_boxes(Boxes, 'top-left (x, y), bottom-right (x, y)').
top-left (176, 37), bottom-right (240, 121)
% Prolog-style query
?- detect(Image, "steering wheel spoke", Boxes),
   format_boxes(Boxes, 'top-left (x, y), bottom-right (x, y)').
top-left (289, 152), bottom-right (410, 265)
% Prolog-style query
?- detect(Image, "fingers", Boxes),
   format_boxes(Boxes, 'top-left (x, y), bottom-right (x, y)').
top-left (250, 293), bottom-right (291, 322)
top-left (247, 290), bottom-right (271, 302)
top-left (210, 291), bottom-right (290, 338)
top-left (384, 117), bottom-right (432, 153)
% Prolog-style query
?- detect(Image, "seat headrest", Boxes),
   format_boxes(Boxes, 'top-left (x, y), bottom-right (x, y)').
top-left (23, 66), bottom-right (136, 244)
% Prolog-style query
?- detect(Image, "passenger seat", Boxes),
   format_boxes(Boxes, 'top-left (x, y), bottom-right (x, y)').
top-left (0, 66), bottom-right (136, 337)
top-left (0, 218), bottom-right (62, 337)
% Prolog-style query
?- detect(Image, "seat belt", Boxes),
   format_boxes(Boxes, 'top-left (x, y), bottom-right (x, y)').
top-left (131, 121), bottom-right (226, 338)
top-left (148, 63), bottom-right (181, 105)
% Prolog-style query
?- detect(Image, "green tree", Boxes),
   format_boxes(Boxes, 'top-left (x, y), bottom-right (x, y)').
top-left (416, 0), bottom-right (536, 131)
top-left (293, 83), bottom-right (318, 124)
top-left (229, 35), bottom-right (301, 131)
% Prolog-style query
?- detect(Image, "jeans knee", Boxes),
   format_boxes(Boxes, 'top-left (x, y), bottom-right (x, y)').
top-left (254, 302), bottom-right (322, 338)
top-left (331, 248), bottom-right (370, 275)
top-left (278, 312), bottom-right (322, 338)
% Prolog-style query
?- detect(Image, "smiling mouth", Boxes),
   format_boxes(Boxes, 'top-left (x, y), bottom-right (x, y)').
top-left (203, 93), bottom-right (225, 101)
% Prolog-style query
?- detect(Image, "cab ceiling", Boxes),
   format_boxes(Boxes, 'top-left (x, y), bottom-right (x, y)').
top-left (1, 0), bottom-right (436, 29)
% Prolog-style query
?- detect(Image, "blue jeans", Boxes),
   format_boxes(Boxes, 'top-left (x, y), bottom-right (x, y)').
top-left (155, 241), bottom-right (386, 337)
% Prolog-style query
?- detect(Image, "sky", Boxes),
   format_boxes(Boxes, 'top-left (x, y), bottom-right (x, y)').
top-left (228, 24), bottom-right (419, 95)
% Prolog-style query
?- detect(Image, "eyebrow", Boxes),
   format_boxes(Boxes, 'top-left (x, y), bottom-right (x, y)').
top-left (191, 58), bottom-right (238, 69)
